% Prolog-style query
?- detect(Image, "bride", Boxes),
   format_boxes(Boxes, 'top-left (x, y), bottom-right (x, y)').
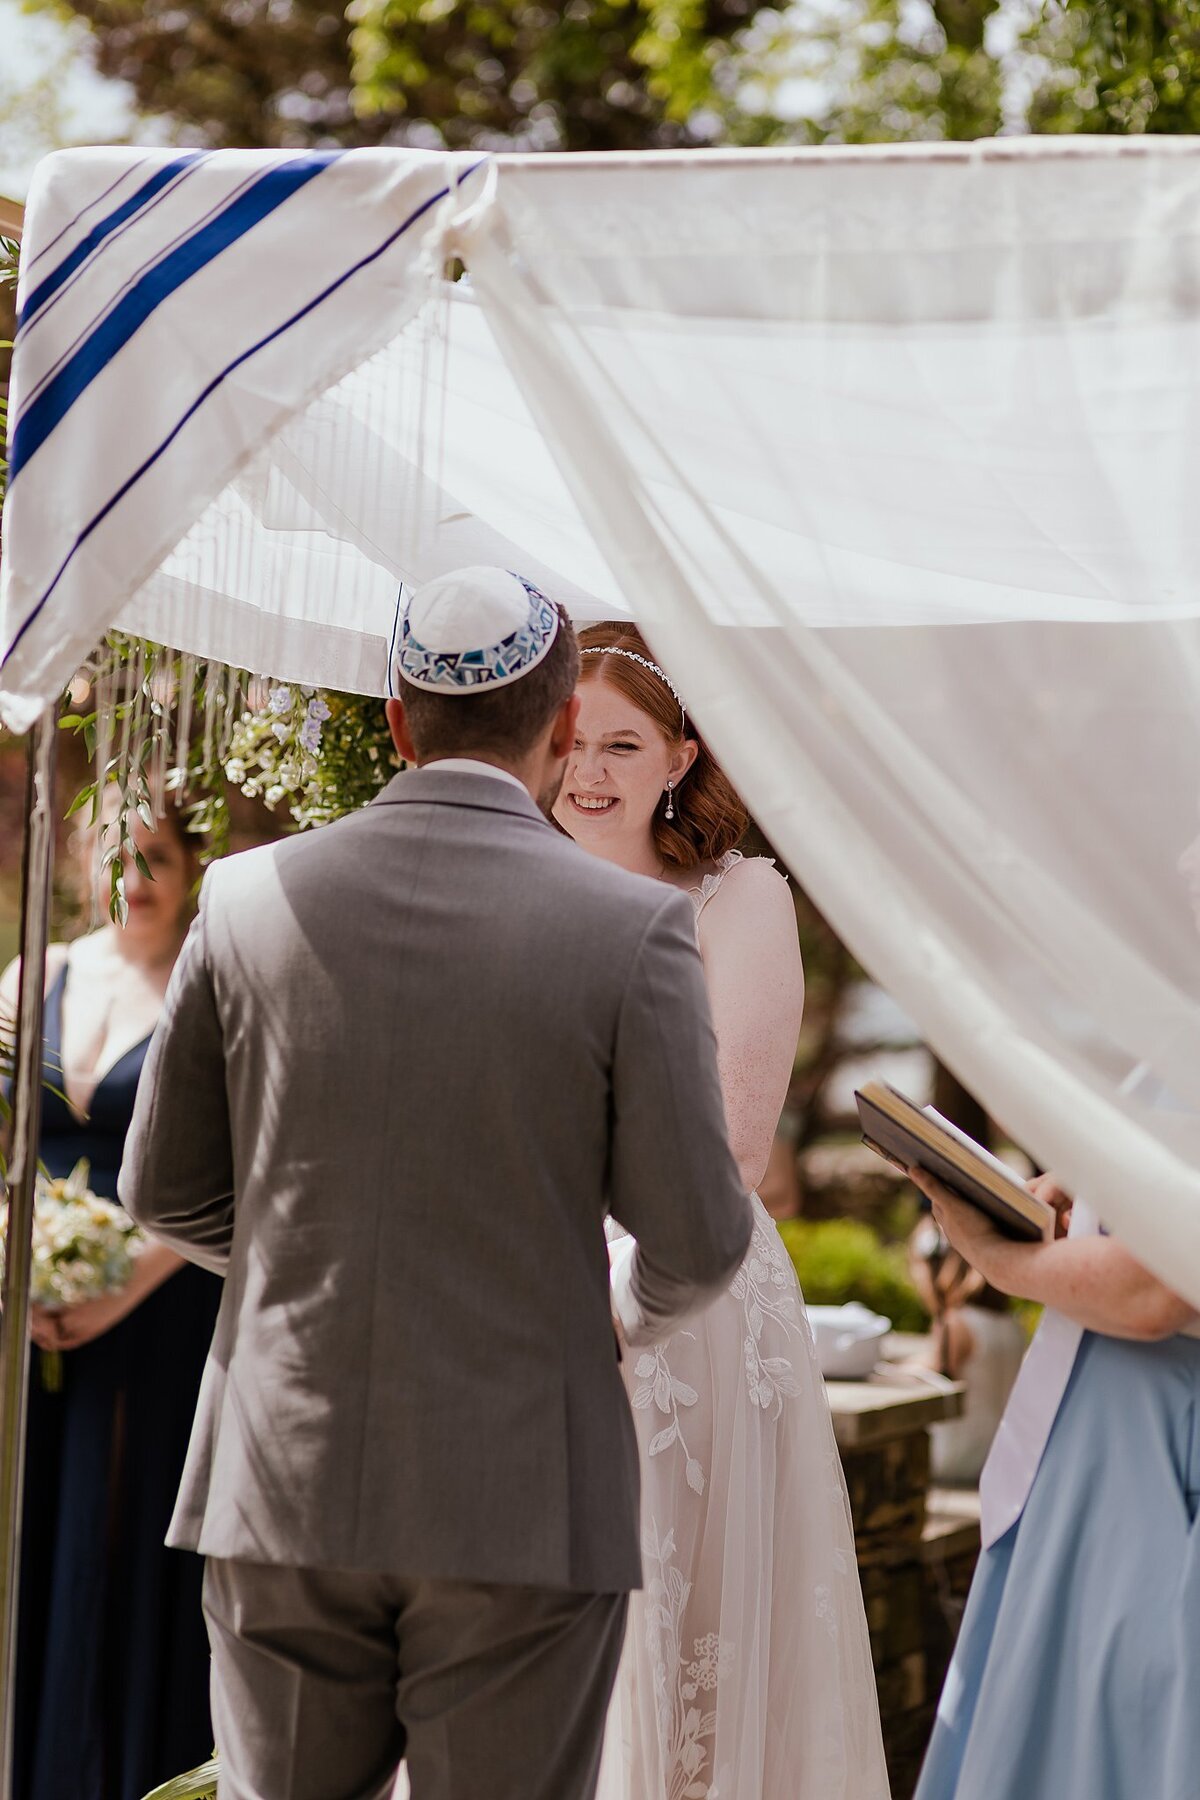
top-left (556, 624), bottom-right (889, 1800)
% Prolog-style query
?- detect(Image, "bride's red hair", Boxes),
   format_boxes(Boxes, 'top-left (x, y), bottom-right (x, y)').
top-left (576, 623), bottom-right (747, 871)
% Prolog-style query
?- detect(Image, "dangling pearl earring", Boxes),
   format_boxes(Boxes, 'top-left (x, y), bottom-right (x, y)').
top-left (664, 781), bottom-right (675, 821)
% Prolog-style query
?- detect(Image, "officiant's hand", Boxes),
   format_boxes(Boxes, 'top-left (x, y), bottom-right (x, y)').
top-left (908, 1168), bottom-right (1009, 1287)
top-left (1029, 1173), bottom-right (1073, 1239)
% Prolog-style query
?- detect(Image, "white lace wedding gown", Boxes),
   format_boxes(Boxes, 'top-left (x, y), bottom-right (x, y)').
top-left (596, 856), bottom-right (889, 1800)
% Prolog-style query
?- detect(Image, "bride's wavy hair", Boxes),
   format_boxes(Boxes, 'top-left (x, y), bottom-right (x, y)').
top-left (576, 623), bottom-right (747, 871)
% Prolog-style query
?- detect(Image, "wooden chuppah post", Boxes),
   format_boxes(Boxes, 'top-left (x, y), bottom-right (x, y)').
top-left (0, 708), bottom-right (58, 1799)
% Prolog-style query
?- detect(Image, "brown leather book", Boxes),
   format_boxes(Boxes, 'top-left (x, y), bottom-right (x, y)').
top-left (855, 1080), bottom-right (1053, 1243)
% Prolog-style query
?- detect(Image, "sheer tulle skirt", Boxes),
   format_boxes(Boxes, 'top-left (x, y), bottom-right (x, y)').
top-left (597, 1198), bottom-right (889, 1800)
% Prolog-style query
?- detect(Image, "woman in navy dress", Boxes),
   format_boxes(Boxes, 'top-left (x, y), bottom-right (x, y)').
top-left (1, 805), bottom-right (221, 1800)
top-left (911, 1165), bottom-right (1200, 1800)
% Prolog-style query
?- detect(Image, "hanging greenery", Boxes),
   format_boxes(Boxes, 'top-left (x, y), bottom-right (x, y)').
top-left (1, 232), bottom-right (20, 1148)
top-left (57, 633), bottom-right (399, 920)
top-left (1, 231), bottom-right (18, 512)
top-left (220, 681), bottom-right (398, 831)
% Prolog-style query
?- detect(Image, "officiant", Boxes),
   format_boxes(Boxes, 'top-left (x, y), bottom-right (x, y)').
top-left (912, 1163), bottom-right (1200, 1800)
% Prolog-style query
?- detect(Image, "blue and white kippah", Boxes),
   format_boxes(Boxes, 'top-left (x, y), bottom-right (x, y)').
top-left (394, 567), bottom-right (560, 695)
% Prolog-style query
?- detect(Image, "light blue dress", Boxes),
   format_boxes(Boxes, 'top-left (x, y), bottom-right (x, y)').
top-left (916, 1326), bottom-right (1200, 1800)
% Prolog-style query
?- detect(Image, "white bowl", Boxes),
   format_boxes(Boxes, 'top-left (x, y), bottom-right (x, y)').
top-left (806, 1303), bottom-right (892, 1380)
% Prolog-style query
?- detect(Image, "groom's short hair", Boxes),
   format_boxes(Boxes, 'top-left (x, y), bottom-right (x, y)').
top-left (398, 602), bottom-right (579, 763)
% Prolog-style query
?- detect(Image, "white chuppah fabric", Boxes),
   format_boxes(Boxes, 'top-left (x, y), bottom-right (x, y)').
top-left (453, 141), bottom-right (1200, 1306)
top-left (3, 140), bottom-right (1200, 1301)
top-left (0, 145), bottom-right (597, 714)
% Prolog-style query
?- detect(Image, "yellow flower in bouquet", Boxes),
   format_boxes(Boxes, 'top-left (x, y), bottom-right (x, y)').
top-left (3, 1157), bottom-right (144, 1305)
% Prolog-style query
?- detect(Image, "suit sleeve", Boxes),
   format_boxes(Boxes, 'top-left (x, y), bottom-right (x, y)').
top-left (119, 872), bottom-right (235, 1274)
top-left (608, 889), bottom-right (753, 1346)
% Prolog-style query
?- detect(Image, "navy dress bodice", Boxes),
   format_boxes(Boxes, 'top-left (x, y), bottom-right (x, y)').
top-left (37, 961), bottom-right (151, 1195)
top-left (14, 958), bottom-right (222, 1800)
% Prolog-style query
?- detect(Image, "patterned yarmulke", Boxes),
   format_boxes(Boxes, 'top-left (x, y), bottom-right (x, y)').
top-left (394, 567), bottom-right (560, 695)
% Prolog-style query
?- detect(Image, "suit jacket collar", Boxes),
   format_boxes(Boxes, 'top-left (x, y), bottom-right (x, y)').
top-left (372, 764), bottom-right (553, 829)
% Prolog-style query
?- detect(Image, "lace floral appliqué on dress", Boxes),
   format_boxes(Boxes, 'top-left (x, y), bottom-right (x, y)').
top-left (597, 855), bottom-right (889, 1800)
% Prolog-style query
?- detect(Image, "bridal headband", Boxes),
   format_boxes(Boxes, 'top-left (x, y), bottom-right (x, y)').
top-left (580, 646), bottom-right (687, 733)
top-left (395, 567), bottom-right (559, 694)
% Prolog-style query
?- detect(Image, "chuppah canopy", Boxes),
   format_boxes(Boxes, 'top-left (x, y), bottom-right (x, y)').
top-left (4, 138), bottom-right (1200, 1304)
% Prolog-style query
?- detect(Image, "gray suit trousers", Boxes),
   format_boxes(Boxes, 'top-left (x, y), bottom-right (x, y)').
top-left (203, 1558), bottom-right (628, 1800)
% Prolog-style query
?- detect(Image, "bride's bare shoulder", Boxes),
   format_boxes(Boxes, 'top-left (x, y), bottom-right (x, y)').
top-left (692, 856), bottom-right (797, 959)
top-left (706, 853), bottom-right (791, 911)
top-left (695, 856), bottom-right (803, 1014)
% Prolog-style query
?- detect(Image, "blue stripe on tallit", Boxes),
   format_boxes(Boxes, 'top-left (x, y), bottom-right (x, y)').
top-left (24, 159), bottom-right (150, 275)
top-left (7, 154), bottom-right (340, 485)
top-left (1, 161), bottom-right (487, 673)
top-left (17, 153), bottom-right (208, 330)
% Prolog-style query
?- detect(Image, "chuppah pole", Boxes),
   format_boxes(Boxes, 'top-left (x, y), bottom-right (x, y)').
top-left (0, 706), bottom-right (58, 1800)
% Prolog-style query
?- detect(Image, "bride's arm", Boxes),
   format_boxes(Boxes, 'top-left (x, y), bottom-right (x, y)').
top-left (697, 861), bottom-right (804, 1194)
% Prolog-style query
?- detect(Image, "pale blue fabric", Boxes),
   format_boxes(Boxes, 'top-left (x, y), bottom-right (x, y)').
top-left (917, 1328), bottom-right (1200, 1800)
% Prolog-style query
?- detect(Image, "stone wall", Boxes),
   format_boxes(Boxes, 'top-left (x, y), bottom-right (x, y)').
top-left (840, 1425), bottom-right (980, 1798)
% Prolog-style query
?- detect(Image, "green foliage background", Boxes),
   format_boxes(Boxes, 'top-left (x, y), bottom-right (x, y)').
top-left (15, 2), bottom-right (1195, 156)
top-left (780, 1217), bottom-right (929, 1333)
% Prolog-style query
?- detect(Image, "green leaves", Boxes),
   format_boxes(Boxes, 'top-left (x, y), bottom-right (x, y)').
top-left (778, 1217), bottom-right (929, 1333)
top-left (58, 636), bottom-right (204, 919)
top-left (1025, 0), bottom-right (1200, 136)
top-left (140, 1758), bottom-right (219, 1800)
top-left (1, 233), bottom-right (17, 513)
top-left (63, 779), bottom-right (100, 822)
top-left (58, 644), bottom-right (395, 916)
top-left (348, 0), bottom-right (771, 149)
top-left (221, 684), bottom-right (398, 830)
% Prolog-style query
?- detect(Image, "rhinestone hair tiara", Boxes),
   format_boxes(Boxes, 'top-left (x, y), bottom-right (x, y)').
top-left (580, 645), bottom-right (687, 731)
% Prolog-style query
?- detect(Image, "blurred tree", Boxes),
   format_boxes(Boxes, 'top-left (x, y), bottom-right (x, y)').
top-left (732, 0), bottom-right (1005, 145)
top-left (25, 2), bottom-right (1196, 166)
top-left (0, 19), bottom-right (95, 174)
top-left (25, 0), bottom-right (781, 153)
top-left (25, 0), bottom-right (376, 150)
top-left (348, 0), bottom-right (775, 151)
top-left (1025, 0), bottom-right (1200, 134)
top-left (737, 1), bottom-right (1199, 147)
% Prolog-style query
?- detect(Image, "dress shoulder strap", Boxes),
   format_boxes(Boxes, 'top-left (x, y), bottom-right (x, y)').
top-left (689, 848), bottom-right (751, 921)
top-left (688, 849), bottom-right (781, 921)
top-left (42, 948), bottom-right (69, 1065)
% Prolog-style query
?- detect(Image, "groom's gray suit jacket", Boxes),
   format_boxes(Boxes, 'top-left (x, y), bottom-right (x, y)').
top-left (121, 768), bottom-right (752, 1592)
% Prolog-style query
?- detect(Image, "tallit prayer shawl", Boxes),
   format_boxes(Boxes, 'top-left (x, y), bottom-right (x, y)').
top-left (5, 138), bottom-right (1200, 1304)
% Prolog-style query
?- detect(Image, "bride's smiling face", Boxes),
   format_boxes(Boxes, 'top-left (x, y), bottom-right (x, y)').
top-left (554, 678), bottom-right (683, 851)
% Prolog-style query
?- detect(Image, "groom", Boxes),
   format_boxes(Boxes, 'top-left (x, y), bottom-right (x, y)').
top-left (122, 567), bottom-right (753, 1800)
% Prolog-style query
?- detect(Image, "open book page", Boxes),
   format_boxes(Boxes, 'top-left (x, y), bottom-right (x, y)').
top-left (921, 1107), bottom-right (1031, 1192)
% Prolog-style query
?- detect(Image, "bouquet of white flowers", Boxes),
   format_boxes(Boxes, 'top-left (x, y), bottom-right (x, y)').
top-left (0, 1159), bottom-right (144, 1387)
